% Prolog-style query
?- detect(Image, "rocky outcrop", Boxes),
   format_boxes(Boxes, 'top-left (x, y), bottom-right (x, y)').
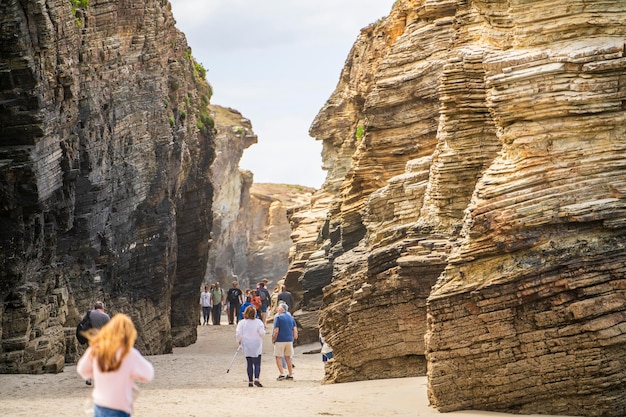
top-left (0, 0), bottom-right (214, 372)
top-left (245, 183), bottom-right (315, 291)
top-left (305, 0), bottom-right (626, 415)
top-left (424, 1), bottom-right (626, 415)
top-left (315, 0), bottom-right (453, 382)
top-left (279, 190), bottom-right (335, 343)
top-left (206, 123), bottom-right (317, 290)
top-left (204, 105), bottom-right (256, 288)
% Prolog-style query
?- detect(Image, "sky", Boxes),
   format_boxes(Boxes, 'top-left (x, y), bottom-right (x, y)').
top-left (169, 0), bottom-right (396, 189)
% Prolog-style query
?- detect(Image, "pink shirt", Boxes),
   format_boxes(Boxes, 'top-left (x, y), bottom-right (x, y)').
top-left (77, 347), bottom-right (154, 414)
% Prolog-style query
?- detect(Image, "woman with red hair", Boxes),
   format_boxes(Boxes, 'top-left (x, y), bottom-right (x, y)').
top-left (77, 313), bottom-right (154, 417)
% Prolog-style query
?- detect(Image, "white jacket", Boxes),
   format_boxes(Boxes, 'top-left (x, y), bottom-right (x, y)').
top-left (236, 318), bottom-right (266, 357)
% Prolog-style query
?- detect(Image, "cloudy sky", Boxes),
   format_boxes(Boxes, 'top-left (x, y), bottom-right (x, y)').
top-left (169, 0), bottom-right (395, 188)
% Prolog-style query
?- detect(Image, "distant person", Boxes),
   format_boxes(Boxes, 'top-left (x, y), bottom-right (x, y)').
top-left (250, 290), bottom-right (262, 319)
top-left (211, 282), bottom-right (225, 325)
top-left (257, 282), bottom-right (271, 325)
top-left (278, 302), bottom-right (295, 370)
top-left (226, 280), bottom-right (243, 325)
top-left (320, 331), bottom-right (334, 362)
top-left (199, 285), bottom-right (211, 325)
top-left (272, 304), bottom-right (297, 381)
top-left (77, 313), bottom-right (154, 417)
top-left (239, 296), bottom-right (253, 321)
top-left (236, 306), bottom-right (266, 387)
top-left (90, 301), bottom-right (111, 329)
top-left (77, 301), bottom-right (111, 386)
top-left (277, 285), bottom-right (294, 313)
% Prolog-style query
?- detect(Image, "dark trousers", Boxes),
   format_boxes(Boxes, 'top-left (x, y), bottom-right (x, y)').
top-left (212, 303), bottom-right (222, 325)
top-left (228, 302), bottom-right (241, 324)
top-left (202, 306), bottom-right (211, 324)
top-left (246, 355), bottom-right (261, 381)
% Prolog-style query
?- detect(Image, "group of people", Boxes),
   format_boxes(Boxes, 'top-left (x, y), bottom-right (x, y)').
top-left (201, 278), bottom-right (298, 386)
top-left (200, 280), bottom-right (244, 325)
top-left (201, 279), bottom-right (282, 327)
top-left (236, 299), bottom-right (298, 387)
top-left (74, 281), bottom-right (300, 416)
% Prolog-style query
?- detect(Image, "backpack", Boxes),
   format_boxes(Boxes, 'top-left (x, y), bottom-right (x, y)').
top-left (259, 287), bottom-right (269, 301)
top-left (76, 311), bottom-right (92, 345)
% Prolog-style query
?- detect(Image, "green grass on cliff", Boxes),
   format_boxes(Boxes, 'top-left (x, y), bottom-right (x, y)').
top-left (70, 0), bottom-right (88, 25)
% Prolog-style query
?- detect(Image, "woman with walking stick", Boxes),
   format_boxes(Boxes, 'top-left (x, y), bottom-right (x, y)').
top-left (235, 305), bottom-right (266, 387)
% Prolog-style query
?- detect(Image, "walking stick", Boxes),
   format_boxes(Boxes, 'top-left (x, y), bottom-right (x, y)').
top-left (226, 345), bottom-right (242, 373)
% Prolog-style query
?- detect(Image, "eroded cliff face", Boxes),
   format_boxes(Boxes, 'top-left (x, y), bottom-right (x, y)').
top-left (204, 106), bottom-right (315, 291)
top-left (204, 105), bottom-right (256, 288)
top-left (307, 0), bottom-right (626, 415)
top-left (245, 183), bottom-right (315, 291)
top-left (0, 0), bottom-right (214, 372)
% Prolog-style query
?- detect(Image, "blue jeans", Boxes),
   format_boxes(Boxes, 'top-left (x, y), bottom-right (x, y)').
top-left (94, 405), bottom-right (130, 417)
top-left (202, 306), bottom-right (211, 323)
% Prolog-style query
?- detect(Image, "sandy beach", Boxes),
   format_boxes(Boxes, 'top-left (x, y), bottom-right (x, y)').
top-left (1, 321), bottom-right (558, 417)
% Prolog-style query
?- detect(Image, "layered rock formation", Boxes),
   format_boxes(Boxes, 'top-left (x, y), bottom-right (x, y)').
top-left (279, 190), bottom-right (335, 343)
top-left (303, 0), bottom-right (626, 415)
top-left (0, 0), bottom-right (214, 372)
top-left (206, 111), bottom-right (316, 291)
top-left (204, 105), bottom-right (256, 288)
top-left (245, 183), bottom-right (315, 291)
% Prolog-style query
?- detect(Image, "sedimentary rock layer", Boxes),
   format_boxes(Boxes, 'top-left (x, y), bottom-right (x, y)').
top-left (306, 0), bottom-right (626, 415)
top-left (207, 115), bottom-right (316, 290)
top-left (204, 105), bottom-right (257, 288)
top-left (245, 183), bottom-right (316, 291)
top-left (0, 0), bottom-right (214, 372)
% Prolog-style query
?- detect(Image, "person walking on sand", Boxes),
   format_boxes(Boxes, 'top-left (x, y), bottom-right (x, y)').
top-left (277, 285), bottom-right (294, 313)
top-left (236, 305), bottom-right (266, 387)
top-left (211, 282), bottom-right (225, 325)
top-left (272, 303), bottom-right (297, 381)
top-left (250, 290), bottom-right (262, 319)
top-left (89, 301), bottom-right (111, 329)
top-left (239, 295), bottom-right (253, 321)
top-left (77, 301), bottom-right (111, 386)
top-left (257, 281), bottom-right (271, 325)
top-left (278, 302), bottom-right (295, 370)
top-left (226, 280), bottom-right (243, 325)
top-left (77, 313), bottom-right (154, 417)
top-left (200, 284), bottom-right (212, 325)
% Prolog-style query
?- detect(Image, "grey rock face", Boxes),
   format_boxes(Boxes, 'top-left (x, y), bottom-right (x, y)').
top-left (1, 0), bottom-right (214, 372)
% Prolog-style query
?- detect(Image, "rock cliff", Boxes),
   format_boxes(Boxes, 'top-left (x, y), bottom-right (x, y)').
top-left (204, 105), bottom-right (256, 288)
top-left (206, 109), bottom-right (316, 291)
top-left (305, 0), bottom-right (626, 415)
top-left (0, 0), bottom-right (214, 372)
top-left (245, 183), bottom-right (315, 291)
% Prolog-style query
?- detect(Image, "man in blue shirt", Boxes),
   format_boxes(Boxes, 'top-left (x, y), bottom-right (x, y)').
top-left (239, 296), bottom-right (253, 321)
top-left (272, 304), bottom-right (298, 380)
